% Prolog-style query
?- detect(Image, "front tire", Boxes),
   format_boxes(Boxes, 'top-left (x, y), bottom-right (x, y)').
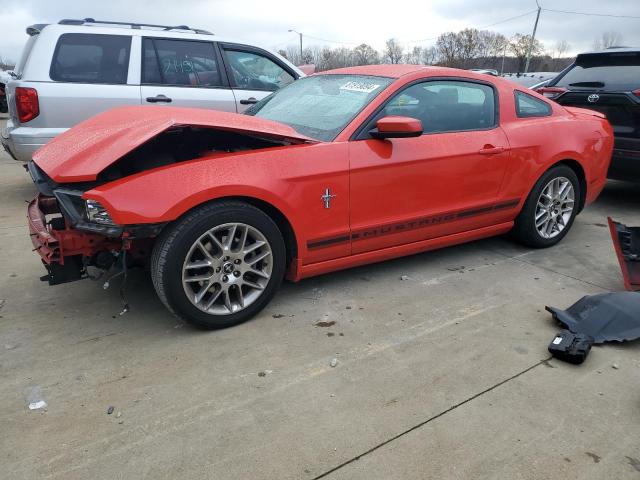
top-left (511, 165), bottom-right (580, 248)
top-left (151, 201), bottom-right (286, 329)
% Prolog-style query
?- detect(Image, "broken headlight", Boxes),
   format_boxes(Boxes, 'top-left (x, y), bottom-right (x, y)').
top-left (85, 199), bottom-right (115, 226)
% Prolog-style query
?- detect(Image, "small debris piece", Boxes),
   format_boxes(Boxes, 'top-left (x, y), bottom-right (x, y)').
top-left (330, 358), bottom-right (338, 368)
top-left (4, 344), bottom-right (17, 350)
top-left (29, 400), bottom-right (47, 410)
top-left (315, 320), bottom-right (336, 328)
top-left (585, 452), bottom-right (601, 463)
top-left (107, 406), bottom-right (115, 415)
top-left (612, 363), bottom-right (619, 369)
top-left (399, 275), bottom-right (409, 281)
top-left (258, 369), bottom-right (273, 377)
top-left (116, 411), bottom-right (122, 418)
top-left (345, 306), bottom-right (352, 310)
top-left (118, 420), bottom-right (124, 425)
top-left (272, 314), bottom-right (285, 318)
top-left (447, 266), bottom-right (464, 271)
top-left (330, 394), bottom-right (335, 397)
top-left (258, 371), bottom-right (266, 377)
top-left (326, 332), bottom-right (335, 337)
top-left (339, 333), bottom-right (344, 336)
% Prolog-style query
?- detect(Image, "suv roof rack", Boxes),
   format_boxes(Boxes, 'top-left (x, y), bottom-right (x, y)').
top-left (57, 18), bottom-right (213, 35)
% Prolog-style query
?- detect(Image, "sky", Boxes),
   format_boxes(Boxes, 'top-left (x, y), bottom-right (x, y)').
top-left (0, 0), bottom-right (639, 63)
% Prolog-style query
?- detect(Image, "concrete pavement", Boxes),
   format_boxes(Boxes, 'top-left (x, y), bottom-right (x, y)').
top-left (1, 115), bottom-right (639, 479)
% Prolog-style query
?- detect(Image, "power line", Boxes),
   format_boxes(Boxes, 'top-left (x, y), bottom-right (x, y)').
top-left (406, 9), bottom-right (538, 44)
top-left (542, 7), bottom-right (640, 19)
top-left (301, 34), bottom-right (358, 46)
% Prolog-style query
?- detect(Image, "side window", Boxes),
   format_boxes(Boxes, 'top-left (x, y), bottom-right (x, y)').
top-left (142, 39), bottom-right (222, 87)
top-left (515, 91), bottom-right (552, 118)
top-left (375, 80), bottom-right (496, 134)
top-left (224, 49), bottom-right (295, 91)
top-left (50, 33), bottom-right (131, 84)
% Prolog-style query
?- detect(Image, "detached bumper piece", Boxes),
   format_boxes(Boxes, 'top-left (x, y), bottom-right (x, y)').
top-left (608, 217), bottom-right (640, 291)
top-left (27, 194), bottom-right (121, 285)
top-left (547, 330), bottom-right (593, 364)
top-left (546, 292), bottom-right (640, 344)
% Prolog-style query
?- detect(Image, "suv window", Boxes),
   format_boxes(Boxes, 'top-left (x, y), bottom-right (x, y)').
top-left (554, 52), bottom-right (640, 91)
top-left (143, 38), bottom-right (222, 87)
top-left (515, 91), bottom-right (551, 118)
top-left (376, 80), bottom-right (496, 134)
top-left (224, 49), bottom-right (294, 91)
top-left (50, 33), bottom-right (131, 84)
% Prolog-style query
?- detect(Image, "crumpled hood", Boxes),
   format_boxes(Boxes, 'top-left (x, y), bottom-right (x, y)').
top-left (33, 105), bottom-right (315, 182)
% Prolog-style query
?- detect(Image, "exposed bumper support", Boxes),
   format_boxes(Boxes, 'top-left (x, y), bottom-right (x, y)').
top-left (608, 217), bottom-right (640, 291)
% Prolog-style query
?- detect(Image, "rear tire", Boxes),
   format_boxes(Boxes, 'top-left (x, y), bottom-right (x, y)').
top-left (511, 165), bottom-right (580, 248)
top-left (151, 201), bottom-right (286, 329)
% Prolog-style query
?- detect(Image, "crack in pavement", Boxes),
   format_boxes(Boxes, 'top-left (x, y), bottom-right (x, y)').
top-left (310, 357), bottom-right (551, 480)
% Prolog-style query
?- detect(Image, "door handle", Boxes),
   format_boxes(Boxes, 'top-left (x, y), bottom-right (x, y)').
top-left (146, 94), bottom-right (172, 103)
top-left (239, 97), bottom-right (258, 105)
top-left (478, 145), bottom-right (508, 155)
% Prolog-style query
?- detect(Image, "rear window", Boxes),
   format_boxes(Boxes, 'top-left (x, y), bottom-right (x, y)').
top-left (515, 91), bottom-right (551, 118)
top-left (50, 33), bottom-right (131, 84)
top-left (554, 52), bottom-right (640, 91)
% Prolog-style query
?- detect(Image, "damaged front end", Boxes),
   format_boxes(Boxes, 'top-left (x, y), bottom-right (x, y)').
top-left (27, 161), bottom-right (162, 286)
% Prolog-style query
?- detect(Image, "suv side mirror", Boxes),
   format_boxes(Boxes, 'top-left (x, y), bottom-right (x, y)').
top-left (370, 116), bottom-right (423, 139)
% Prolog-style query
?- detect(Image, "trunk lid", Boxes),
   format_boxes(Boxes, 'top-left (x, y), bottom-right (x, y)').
top-left (33, 105), bottom-right (315, 182)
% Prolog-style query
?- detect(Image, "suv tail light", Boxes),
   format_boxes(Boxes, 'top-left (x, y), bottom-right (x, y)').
top-left (535, 87), bottom-right (567, 99)
top-left (15, 87), bottom-right (40, 123)
top-left (633, 89), bottom-right (640, 98)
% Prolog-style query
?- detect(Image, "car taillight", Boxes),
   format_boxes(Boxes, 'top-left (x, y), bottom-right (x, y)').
top-left (633, 89), bottom-right (640, 98)
top-left (535, 87), bottom-right (567, 99)
top-left (15, 87), bottom-right (40, 123)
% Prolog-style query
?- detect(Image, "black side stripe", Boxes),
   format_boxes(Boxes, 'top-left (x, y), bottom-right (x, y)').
top-left (306, 198), bottom-right (520, 250)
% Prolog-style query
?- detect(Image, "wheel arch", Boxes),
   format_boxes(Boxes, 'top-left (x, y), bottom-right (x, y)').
top-left (165, 195), bottom-right (299, 267)
top-left (554, 159), bottom-right (587, 212)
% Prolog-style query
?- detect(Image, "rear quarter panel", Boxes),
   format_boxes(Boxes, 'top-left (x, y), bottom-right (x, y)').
top-left (499, 89), bottom-right (612, 206)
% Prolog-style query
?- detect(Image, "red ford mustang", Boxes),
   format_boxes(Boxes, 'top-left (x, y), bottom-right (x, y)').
top-left (27, 65), bottom-right (613, 328)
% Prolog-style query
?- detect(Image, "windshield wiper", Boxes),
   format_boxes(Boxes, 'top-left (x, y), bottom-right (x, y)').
top-left (569, 81), bottom-right (605, 88)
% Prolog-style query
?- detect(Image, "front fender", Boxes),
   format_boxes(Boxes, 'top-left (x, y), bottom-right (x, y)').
top-left (84, 142), bottom-right (351, 264)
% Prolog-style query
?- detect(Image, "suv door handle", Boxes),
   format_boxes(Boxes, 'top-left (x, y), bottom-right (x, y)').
top-left (478, 145), bottom-right (509, 155)
top-left (146, 95), bottom-right (172, 103)
top-left (239, 97), bottom-right (258, 105)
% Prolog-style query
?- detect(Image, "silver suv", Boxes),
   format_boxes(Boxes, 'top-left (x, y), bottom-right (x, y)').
top-left (2, 18), bottom-right (304, 161)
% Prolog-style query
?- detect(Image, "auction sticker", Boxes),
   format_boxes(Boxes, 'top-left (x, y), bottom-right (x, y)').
top-left (340, 81), bottom-right (381, 93)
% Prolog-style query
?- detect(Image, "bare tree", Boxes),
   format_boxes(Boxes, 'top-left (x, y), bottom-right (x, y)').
top-left (421, 46), bottom-right (438, 65)
top-left (509, 33), bottom-right (544, 72)
top-left (435, 32), bottom-right (461, 67)
top-left (384, 38), bottom-right (404, 64)
top-left (404, 46), bottom-right (424, 65)
top-left (552, 40), bottom-right (570, 69)
top-left (593, 31), bottom-right (624, 50)
top-left (353, 44), bottom-right (379, 65)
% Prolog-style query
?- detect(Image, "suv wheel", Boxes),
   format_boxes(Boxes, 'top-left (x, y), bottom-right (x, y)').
top-left (151, 201), bottom-right (286, 329)
top-left (511, 165), bottom-right (580, 248)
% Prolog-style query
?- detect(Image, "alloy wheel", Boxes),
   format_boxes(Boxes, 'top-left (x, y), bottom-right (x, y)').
top-left (534, 177), bottom-right (575, 239)
top-left (182, 223), bottom-right (273, 315)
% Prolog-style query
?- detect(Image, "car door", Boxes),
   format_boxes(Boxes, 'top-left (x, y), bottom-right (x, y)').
top-left (349, 79), bottom-right (512, 255)
top-left (219, 44), bottom-right (297, 112)
top-left (140, 37), bottom-right (237, 111)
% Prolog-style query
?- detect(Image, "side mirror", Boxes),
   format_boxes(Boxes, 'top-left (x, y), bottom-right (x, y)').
top-left (370, 116), bottom-right (423, 139)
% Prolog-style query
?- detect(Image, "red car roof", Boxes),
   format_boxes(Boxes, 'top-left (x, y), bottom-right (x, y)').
top-left (320, 64), bottom-right (465, 78)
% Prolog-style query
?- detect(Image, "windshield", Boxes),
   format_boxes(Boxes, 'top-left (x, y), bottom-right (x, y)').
top-left (554, 52), bottom-right (640, 91)
top-left (245, 74), bottom-right (393, 141)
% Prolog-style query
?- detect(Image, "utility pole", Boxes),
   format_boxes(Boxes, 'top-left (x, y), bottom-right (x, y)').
top-left (288, 29), bottom-right (303, 62)
top-left (500, 41), bottom-right (508, 75)
top-left (524, 1), bottom-right (541, 73)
